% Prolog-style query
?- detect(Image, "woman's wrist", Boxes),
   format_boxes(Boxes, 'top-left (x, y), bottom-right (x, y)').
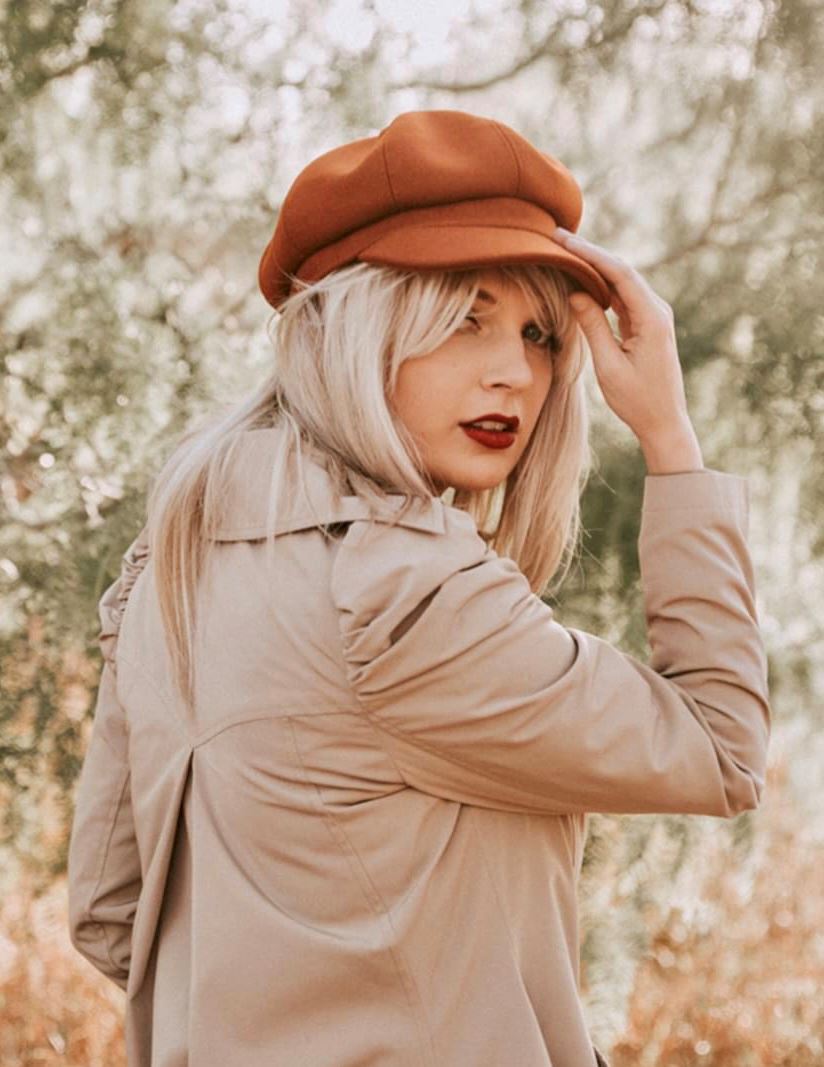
top-left (639, 421), bottom-right (704, 474)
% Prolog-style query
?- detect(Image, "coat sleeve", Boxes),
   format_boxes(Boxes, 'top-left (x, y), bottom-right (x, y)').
top-left (331, 469), bottom-right (771, 818)
top-left (67, 525), bottom-right (150, 991)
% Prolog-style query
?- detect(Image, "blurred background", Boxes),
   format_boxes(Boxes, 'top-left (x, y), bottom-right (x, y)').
top-left (1, 0), bottom-right (822, 1063)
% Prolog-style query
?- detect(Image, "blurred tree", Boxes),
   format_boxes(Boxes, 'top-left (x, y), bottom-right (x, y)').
top-left (1, 0), bottom-right (821, 1054)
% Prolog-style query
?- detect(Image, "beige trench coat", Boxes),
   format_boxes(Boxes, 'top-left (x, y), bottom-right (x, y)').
top-left (67, 425), bottom-right (771, 1067)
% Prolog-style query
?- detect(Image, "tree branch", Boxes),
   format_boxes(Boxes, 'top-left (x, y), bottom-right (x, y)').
top-left (389, 0), bottom-right (670, 93)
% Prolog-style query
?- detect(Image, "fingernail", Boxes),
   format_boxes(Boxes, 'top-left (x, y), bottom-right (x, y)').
top-left (555, 227), bottom-right (582, 244)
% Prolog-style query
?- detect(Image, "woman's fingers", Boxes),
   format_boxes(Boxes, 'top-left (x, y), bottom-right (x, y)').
top-left (566, 281), bottom-right (631, 363)
top-left (551, 228), bottom-right (672, 333)
top-left (551, 228), bottom-right (650, 299)
top-left (604, 286), bottom-right (632, 346)
top-left (567, 291), bottom-right (624, 364)
top-left (548, 227), bottom-right (693, 443)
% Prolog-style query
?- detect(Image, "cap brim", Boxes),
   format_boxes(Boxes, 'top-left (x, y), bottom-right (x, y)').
top-left (359, 225), bottom-right (612, 310)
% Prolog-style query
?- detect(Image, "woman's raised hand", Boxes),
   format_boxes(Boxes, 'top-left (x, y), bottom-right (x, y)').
top-left (550, 228), bottom-right (704, 472)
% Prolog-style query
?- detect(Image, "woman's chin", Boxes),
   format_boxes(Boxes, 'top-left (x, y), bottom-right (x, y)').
top-left (429, 465), bottom-right (511, 494)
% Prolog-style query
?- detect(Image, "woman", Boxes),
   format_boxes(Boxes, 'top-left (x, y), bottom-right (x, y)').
top-left (67, 110), bottom-right (771, 1067)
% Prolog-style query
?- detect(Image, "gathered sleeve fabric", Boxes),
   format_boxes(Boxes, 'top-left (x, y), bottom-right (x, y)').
top-left (331, 470), bottom-right (771, 819)
top-left (67, 525), bottom-right (150, 991)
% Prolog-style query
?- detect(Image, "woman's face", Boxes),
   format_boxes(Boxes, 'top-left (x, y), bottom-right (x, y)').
top-left (391, 269), bottom-right (558, 495)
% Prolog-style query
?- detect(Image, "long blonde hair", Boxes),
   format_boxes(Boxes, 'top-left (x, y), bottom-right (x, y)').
top-left (146, 262), bottom-right (592, 711)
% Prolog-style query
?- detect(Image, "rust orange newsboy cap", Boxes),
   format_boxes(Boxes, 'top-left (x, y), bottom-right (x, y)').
top-left (258, 109), bottom-right (611, 310)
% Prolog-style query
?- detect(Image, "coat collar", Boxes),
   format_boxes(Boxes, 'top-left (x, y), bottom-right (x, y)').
top-left (210, 426), bottom-right (446, 541)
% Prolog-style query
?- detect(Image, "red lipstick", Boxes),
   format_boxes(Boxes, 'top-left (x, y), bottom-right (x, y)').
top-left (459, 412), bottom-right (519, 451)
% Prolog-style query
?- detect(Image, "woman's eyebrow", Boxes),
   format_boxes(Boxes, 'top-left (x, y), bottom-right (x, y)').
top-left (474, 288), bottom-right (546, 324)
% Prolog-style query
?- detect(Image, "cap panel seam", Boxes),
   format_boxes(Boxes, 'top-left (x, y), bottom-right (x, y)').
top-left (380, 139), bottom-right (398, 206)
top-left (362, 220), bottom-right (558, 241)
top-left (491, 121), bottom-right (522, 196)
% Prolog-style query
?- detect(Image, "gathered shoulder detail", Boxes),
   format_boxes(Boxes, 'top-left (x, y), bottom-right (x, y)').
top-left (326, 470), bottom-right (769, 820)
top-left (98, 524), bottom-right (151, 666)
top-left (330, 504), bottom-right (498, 684)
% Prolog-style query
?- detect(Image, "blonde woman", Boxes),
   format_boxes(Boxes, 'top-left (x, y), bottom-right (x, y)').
top-left (67, 111), bottom-right (771, 1067)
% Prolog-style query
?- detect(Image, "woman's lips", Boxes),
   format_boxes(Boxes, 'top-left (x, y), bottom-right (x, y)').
top-left (461, 426), bottom-right (517, 450)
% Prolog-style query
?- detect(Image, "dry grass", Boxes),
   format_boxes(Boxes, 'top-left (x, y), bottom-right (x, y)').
top-left (606, 731), bottom-right (824, 1066)
top-left (1, 727), bottom-right (822, 1066)
top-left (0, 874), bottom-right (126, 1067)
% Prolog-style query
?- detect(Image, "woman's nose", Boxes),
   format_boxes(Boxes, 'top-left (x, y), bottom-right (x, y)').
top-left (479, 333), bottom-right (534, 390)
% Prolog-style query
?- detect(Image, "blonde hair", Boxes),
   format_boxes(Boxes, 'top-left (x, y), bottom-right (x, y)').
top-left (146, 261), bottom-right (592, 712)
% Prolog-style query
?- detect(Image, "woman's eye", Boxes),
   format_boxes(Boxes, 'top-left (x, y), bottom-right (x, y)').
top-left (461, 315), bottom-right (557, 350)
top-left (523, 322), bottom-right (550, 345)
